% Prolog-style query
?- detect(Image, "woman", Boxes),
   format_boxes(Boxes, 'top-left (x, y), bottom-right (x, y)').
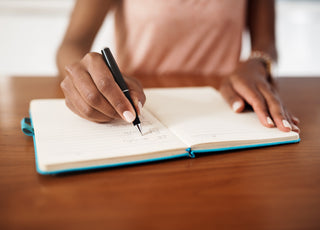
top-left (56, 0), bottom-right (300, 132)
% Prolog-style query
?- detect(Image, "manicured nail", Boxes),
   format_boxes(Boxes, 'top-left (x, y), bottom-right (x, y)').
top-left (232, 101), bottom-right (242, 112)
top-left (292, 124), bottom-right (300, 133)
top-left (282, 119), bottom-right (292, 130)
top-left (138, 101), bottom-right (143, 115)
top-left (292, 116), bottom-right (300, 123)
top-left (267, 117), bottom-right (274, 126)
top-left (123, 111), bottom-right (135, 123)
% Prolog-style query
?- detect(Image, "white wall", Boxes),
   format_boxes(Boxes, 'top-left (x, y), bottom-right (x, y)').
top-left (0, 0), bottom-right (319, 77)
top-left (0, 0), bottom-right (114, 77)
top-left (276, 0), bottom-right (320, 76)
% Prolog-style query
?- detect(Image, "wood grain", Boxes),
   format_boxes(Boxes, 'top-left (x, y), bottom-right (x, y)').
top-left (0, 76), bottom-right (319, 230)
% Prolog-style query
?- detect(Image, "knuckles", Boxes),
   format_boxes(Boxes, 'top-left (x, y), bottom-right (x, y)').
top-left (65, 63), bottom-right (83, 76)
top-left (97, 78), bottom-right (112, 92)
top-left (60, 77), bottom-right (72, 94)
top-left (85, 91), bottom-right (101, 106)
top-left (65, 52), bottom-right (101, 77)
top-left (60, 79), bottom-right (67, 92)
top-left (61, 52), bottom-right (146, 123)
top-left (83, 52), bottom-right (101, 64)
top-left (81, 105), bottom-right (97, 118)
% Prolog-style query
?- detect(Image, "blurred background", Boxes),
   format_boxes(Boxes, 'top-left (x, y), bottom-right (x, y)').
top-left (0, 0), bottom-right (319, 77)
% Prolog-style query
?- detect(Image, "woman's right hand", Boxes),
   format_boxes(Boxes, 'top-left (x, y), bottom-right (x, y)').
top-left (60, 52), bottom-right (146, 123)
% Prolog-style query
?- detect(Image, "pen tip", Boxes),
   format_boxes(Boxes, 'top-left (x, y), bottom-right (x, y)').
top-left (136, 124), bottom-right (143, 136)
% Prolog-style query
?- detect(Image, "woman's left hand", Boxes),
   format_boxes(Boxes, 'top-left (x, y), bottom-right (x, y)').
top-left (219, 59), bottom-right (300, 133)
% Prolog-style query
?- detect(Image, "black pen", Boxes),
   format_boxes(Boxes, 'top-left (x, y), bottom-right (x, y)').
top-left (101, 47), bottom-right (142, 135)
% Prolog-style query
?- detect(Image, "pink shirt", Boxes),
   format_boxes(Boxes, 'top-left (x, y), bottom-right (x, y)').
top-left (113, 0), bottom-right (247, 77)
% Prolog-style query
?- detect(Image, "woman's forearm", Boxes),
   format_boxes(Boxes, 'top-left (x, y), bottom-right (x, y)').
top-left (56, 42), bottom-right (90, 78)
top-left (56, 0), bottom-right (112, 78)
top-left (247, 0), bottom-right (277, 61)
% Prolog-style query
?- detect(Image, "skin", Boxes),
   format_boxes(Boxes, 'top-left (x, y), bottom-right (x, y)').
top-left (57, 0), bottom-right (145, 123)
top-left (219, 0), bottom-right (299, 132)
top-left (57, 0), bottom-right (300, 132)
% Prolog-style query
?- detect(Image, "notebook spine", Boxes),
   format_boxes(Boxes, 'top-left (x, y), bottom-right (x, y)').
top-left (186, 148), bottom-right (195, 158)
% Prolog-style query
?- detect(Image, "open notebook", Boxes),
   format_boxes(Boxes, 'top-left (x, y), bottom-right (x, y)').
top-left (22, 87), bottom-right (300, 174)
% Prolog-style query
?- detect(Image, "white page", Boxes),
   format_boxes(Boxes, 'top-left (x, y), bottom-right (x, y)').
top-left (30, 99), bottom-right (187, 168)
top-left (144, 87), bottom-right (299, 148)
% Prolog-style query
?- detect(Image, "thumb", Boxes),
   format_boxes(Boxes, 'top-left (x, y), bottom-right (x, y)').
top-left (220, 81), bottom-right (245, 113)
top-left (130, 90), bottom-right (146, 116)
top-left (126, 78), bottom-right (146, 116)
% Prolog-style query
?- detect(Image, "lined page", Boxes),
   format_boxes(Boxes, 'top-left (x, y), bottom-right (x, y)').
top-left (30, 99), bottom-right (187, 167)
top-left (144, 87), bottom-right (299, 148)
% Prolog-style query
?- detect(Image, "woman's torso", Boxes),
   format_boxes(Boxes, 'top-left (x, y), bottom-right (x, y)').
top-left (113, 0), bottom-right (247, 77)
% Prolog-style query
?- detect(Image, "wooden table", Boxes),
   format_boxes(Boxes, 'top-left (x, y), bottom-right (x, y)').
top-left (0, 76), bottom-right (319, 230)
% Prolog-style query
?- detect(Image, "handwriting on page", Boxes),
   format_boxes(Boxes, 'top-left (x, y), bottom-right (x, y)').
top-left (120, 120), bottom-right (169, 144)
top-left (39, 106), bottom-right (187, 163)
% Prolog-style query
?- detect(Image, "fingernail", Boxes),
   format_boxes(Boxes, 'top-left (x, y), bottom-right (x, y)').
top-left (123, 111), bottom-right (135, 123)
top-left (232, 101), bottom-right (242, 112)
top-left (282, 119), bottom-right (292, 130)
top-left (267, 117), bottom-right (274, 126)
top-left (292, 116), bottom-right (300, 123)
top-left (138, 101), bottom-right (143, 115)
top-left (292, 124), bottom-right (300, 132)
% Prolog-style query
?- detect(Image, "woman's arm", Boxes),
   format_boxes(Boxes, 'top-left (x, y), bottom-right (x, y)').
top-left (247, 0), bottom-right (277, 60)
top-left (56, 0), bottom-right (112, 77)
top-left (56, 0), bottom-right (145, 123)
top-left (219, 0), bottom-right (300, 133)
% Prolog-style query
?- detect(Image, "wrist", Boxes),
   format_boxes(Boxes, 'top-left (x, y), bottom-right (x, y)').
top-left (249, 50), bottom-right (276, 78)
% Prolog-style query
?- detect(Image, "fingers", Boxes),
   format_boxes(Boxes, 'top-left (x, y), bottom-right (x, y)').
top-left (258, 81), bottom-right (300, 133)
top-left (62, 52), bottom-right (146, 123)
top-left (219, 81), bottom-right (245, 113)
top-left (61, 76), bottom-right (114, 123)
top-left (286, 111), bottom-right (300, 133)
top-left (65, 62), bottom-right (119, 120)
top-left (230, 77), bottom-right (275, 128)
top-left (291, 115), bottom-right (300, 125)
top-left (222, 73), bottom-right (300, 132)
top-left (126, 77), bottom-right (146, 115)
top-left (80, 52), bottom-right (137, 122)
top-left (257, 83), bottom-right (289, 131)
